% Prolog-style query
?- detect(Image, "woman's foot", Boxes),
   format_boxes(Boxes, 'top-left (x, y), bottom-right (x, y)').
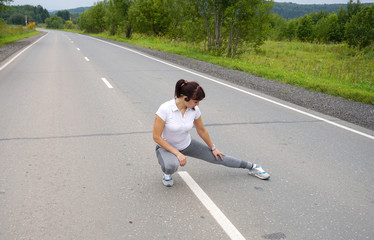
top-left (249, 164), bottom-right (270, 180)
top-left (162, 173), bottom-right (174, 187)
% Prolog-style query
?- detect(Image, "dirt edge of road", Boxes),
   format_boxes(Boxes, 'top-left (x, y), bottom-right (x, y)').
top-left (1, 31), bottom-right (373, 131)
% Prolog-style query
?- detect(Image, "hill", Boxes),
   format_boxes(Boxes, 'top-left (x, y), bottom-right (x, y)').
top-left (49, 7), bottom-right (90, 15)
top-left (272, 2), bottom-right (372, 19)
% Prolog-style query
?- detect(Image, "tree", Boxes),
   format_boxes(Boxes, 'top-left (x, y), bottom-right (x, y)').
top-left (325, 13), bottom-right (340, 43)
top-left (56, 10), bottom-right (70, 21)
top-left (34, 5), bottom-right (49, 23)
top-left (0, 0), bottom-right (12, 14)
top-left (45, 15), bottom-right (64, 29)
top-left (106, 0), bottom-right (132, 36)
top-left (297, 15), bottom-right (313, 42)
top-left (284, 18), bottom-right (298, 41)
top-left (345, 4), bottom-right (374, 49)
top-left (226, 0), bottom-right (273, 57)
top-left (347, 0), bottom-right (361, 18)
top-left (187, 0), bottom-right (272, 56)
top-left (309, 10), bottom-right (329, 24)
top-left (314, 13), bottom-right (340, 43)
top-left (8, 13), bottom-right (25, 25)
top-left (78, 1), bottom-right (106, 33)
top-left (337, 6), bottom-right (348, 41)
top-left (128, 0), bottom-right (173, 36)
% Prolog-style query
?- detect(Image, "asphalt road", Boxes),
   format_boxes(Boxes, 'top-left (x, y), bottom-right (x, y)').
top-left (0, 30), bottom-right (373, 240)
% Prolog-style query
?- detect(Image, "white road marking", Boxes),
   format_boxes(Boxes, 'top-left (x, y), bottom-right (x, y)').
top-left (85, 57), bottom-right (90, 62)
top-left (0, 33), bottom-right (48, 72)
top-left (77, 48), bottom-right (80, 51)
top-left (178, 171), bottom-right (246, 240)
top-left (101, 78), bottom-right (113, 88)
top-left (88, 36), bottom-right (374, 140)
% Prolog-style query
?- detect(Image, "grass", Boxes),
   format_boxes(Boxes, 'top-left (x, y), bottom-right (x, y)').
top-left (242, 41), bottom-right (374, 104)
top-left (0, 25), bottom-right (41, 47)
top-left (52, 29), bottom-right (374, 105)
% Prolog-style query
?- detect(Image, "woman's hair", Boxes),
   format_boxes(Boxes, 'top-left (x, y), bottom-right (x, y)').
top-left (174, 79), bottom-right (205, 101)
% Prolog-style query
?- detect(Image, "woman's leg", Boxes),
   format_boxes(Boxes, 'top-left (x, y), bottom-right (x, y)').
top-left (181, 139), bottom-right (253, 169)
top-left (155, 145), bottom-right (180, 175)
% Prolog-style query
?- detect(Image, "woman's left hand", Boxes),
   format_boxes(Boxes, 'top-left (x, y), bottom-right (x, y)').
top-left (212, 148), bottom-right (224, 160)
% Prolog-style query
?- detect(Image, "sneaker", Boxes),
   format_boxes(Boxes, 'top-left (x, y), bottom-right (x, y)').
top-left (162, 173), bottom-right (173, 187)
top-left (249, 164), bottom-right (270, 180)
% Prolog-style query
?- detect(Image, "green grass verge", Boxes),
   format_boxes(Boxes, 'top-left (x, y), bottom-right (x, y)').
top-left (69, 30), bottom-right (374, 105)
top-left (0, 29), bottom-right (41, 47)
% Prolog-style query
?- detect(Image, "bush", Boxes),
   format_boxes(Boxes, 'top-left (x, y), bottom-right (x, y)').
top-left (297, 15), bottom-right (313, 42)
top-left (64, 20), bottom-right (74, 29)
top-left (27, 21), bottom-right (36, 30)
top-left (45, 15), bottom-right (64, 29)
top-left (345, 4), bottom-right (374, 49)
top-left (78, 2), bottom-right (106, 33)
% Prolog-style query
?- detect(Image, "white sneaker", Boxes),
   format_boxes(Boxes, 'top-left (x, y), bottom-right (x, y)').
top-left (162, 173), bottom-right (173, 187)
top-left (249, 164), bottom-right (270, 180)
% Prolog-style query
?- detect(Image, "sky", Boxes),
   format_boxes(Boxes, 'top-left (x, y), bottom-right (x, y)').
top-left (9, 0), bottom-right (374, 11)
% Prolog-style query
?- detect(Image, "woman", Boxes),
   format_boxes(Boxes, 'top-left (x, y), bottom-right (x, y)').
top-left (153, 79), bottom-right (270, 187)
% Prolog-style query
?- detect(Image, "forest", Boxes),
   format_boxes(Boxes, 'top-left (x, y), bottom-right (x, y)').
top-left (0, 4), bottom-right (49, 24)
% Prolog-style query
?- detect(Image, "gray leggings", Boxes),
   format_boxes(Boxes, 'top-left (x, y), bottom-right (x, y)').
top-left (156, 139), bottom-right (253, 175)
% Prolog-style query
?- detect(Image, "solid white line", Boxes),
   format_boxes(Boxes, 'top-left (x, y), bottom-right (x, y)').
top-left (101, 78), bottom-right (113, 88)
top-left (87, 36), bottom-right (374, 140)
top-left (178, 171), bottom-right (246, 240)
top-left (85, 57), bottom-right (90, 61)
top-left (0, 33), bottom-right (48, 72)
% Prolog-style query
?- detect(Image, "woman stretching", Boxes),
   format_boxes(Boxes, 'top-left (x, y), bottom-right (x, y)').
top-left (153, 79), bottom-right (270, 187)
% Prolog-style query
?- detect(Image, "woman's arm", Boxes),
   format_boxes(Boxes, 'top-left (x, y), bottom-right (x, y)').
top-left (194, 117), bottom-right (224, 160)
top-left (153, 115), bottom-right (187, 166)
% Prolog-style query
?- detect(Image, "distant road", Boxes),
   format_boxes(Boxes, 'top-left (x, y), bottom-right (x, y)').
top-left (0, 29), bottom-right (373, 239)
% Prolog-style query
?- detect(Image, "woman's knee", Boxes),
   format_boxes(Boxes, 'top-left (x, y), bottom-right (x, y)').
top-left (164, 161), bottom-right (179, 174)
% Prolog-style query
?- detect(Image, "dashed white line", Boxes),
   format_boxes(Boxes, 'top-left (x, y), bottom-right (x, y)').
top-left (77, 48), bottom-right (80, 51)
top-left (101, 78), bottom-right (113, 88)
top-left (84, 57), bottom-right (90, 61)
top-left (178, 171), bottom-right (246, 240)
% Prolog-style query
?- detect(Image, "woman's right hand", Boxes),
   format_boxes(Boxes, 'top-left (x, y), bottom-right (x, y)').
top-left (177, 152), bottom-right (187, 166)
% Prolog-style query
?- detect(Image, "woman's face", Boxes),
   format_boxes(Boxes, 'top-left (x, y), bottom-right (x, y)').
top-left (186, 98), bottom-right (200, 109)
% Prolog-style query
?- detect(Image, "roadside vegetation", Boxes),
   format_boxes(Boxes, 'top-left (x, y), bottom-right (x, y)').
top-left (0, 1), bottom-right (43, 46)
top-left (0, 18), bottom-right (39, 46)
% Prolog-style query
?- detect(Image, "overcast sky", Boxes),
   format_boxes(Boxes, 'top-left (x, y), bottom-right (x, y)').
top-left (10, 0), bottom-right (374, 11)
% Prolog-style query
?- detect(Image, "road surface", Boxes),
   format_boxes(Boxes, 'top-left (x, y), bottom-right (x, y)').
top-left (0, 30), bottom-right (373, 240)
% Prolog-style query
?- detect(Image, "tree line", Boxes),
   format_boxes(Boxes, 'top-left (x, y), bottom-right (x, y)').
top-left (78, 0), bottom-right (274, 57)
top-left (0, 4), bottom-right (49, 24)
top-left (77, 0), bottom-right (373, 54)
top-left (270, 0), bottom-right (373, 49)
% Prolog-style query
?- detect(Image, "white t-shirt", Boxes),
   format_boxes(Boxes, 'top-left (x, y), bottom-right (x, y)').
top-left (156, 99), bottom-right (201, 150)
